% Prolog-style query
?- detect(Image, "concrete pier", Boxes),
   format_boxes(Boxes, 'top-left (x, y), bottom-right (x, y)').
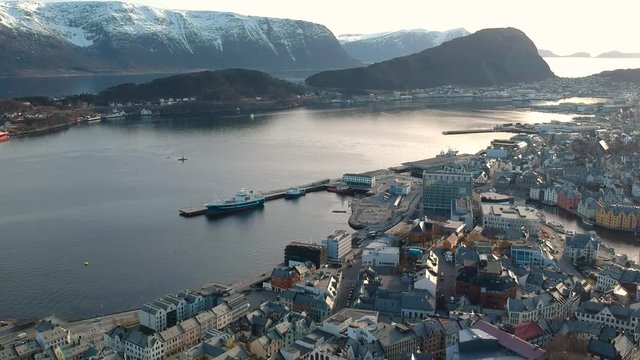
top-left (178, 178), bottom-right (331, 217)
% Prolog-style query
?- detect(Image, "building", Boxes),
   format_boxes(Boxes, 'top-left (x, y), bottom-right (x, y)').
top-left (481, 204), bottom-right (541, 234)
top-left (389, 180), bottom-right (412, 196)
top-left (372, 323), bottom-right (420, 360)
top-left (505, 284), bottom-right (580, 325)
top-left (104, 325), bottom-right (165, 360)
top-left (422, 171), bottom-right (473, 215)
top-left (596, 205), bottom-right (640, 231)
top-left (271, 266), bottom-right (302, 291)
top-left (342, 173), bottom-right (376, 188)
top-left (321, 230), bottom-right (353, 266)
top-left (565, 232), bottom-right (600, 265)
top-left (36, 326), bottom-right (68, 350)
top-left (511, 244), bottom-right (554, 267)
top-left (284, 242), bottom-right (328, 268)
top-left (574, 301), bottom-right (640, 339)
top-left (362, 241), bottom-right (400, 270)
top-left (596, 264), bottom-right (640, 300)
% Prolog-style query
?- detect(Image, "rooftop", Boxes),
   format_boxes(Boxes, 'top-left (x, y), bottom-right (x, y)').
top-left (482, 204), bottom-right (541, 221)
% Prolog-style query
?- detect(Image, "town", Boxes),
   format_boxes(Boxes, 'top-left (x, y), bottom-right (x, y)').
top-left (5, 86), bottom-right (640, 360)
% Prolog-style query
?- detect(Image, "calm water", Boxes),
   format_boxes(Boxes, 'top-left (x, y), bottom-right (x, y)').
top-left (1, 57), bottom-right (640, 99)
top-left (544, 57), bottom-right (640, 78)
top-left (0, 105), bottom-right (587, 320)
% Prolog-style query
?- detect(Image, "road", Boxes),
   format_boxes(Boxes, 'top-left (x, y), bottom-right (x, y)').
top-left (333, 253), bottom-right (363, 313)
top-left (433, 248), bottom-right (457, 315)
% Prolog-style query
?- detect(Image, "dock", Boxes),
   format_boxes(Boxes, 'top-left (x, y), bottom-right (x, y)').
top-left (178, 206), bottom-right (207, 217)
top-left (442, 125), bottom-right (539, 135)
top-left (178, 178), bottom-right (331, 217)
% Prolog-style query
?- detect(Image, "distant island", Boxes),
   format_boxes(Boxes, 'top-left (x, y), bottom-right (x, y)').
top-left (597, 51), bottom-right (640, 58)
top-left (567, 52), bottom-right (591, 58)
top-left (307, 28), bottom-right (555, 90)
top-left (538, 49), bottom-right (559, 57)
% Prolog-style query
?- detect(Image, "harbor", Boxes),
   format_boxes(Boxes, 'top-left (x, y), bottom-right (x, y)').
top-left (178, 178), bottom-right (332, 217)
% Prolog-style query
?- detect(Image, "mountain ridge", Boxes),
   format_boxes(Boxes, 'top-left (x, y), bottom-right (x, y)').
top-left (0, 1), bottom-right (360, 76)
top-left (337, 28), bottom-right (469, 64)
top-left (306, 27), bottom-right (555, 90)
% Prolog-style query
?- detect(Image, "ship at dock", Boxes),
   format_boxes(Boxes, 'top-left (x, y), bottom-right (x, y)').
top-left (284, 187), bottom-right (305, 199)
top-left (0, 131), bottom-right (8, 141)
top-left (326, 182), bottom-right (354, 196)
top-left (205, 189), bottom-right (265, 217)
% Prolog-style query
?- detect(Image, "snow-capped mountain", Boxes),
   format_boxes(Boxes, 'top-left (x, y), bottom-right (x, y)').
top-left (0, 1), bottom-right (359, 76)
top-left (338, 28), bottom-right (470, 64)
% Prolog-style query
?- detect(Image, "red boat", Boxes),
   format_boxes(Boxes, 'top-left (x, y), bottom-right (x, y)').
top-left (0, 132), bottom-right (8, 141)
top-left (326, 182), bottom-right (354, 196)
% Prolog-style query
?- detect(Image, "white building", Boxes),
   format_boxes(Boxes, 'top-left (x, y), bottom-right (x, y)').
top-left (574, 301), bottom-right (640, 339)
top-left (542, 185), bottom-right (559, 205)
top-left (481, 204), bottom-right (541, 233)
top-left (362, 241), bottom-right (400, 269)
top-left (389, 180), bottom-right (412, 196)
top-left (505, 285), bottom-right (580, 325)
top-left (211, 303), bottom-right (233, 329)
top-left (511, 244), bottom-right (554, 267)
top-left (139, 302), bottom-right (170, 332)
top-left (342, 173), bottom-right (375, 188)
top-left (413, 268), bottom-right (438, 297)
top-left (105, 326), bottom-right (165, 360)
top-left (321, 230), bottom-right (353, 266)
top-left (36, 327), bottom-right (68, 350)
top-left (565, 233), bottom-right (599, 265)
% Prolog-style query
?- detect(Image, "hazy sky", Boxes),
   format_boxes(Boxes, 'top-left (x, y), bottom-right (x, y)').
top-left (41, 0), bottom-right (639, 55)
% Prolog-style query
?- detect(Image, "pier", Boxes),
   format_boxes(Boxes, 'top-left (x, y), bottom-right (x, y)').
top-left (442, 125), bottom-right (539, 135)
top-left (178, 178), bottom-right (331, 217)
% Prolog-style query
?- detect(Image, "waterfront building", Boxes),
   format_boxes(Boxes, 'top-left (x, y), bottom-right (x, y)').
top-left (36, 326), bottom-right (68, 350)
top-left (321, 229), bottom-right (353, 266)
top-left (510, 244), bottom-right (554, 267)
top-left (270, 266), bottom-right (302, 291)
top-left (481, 204), bottom-right (541, 234)
top-left (342, 173), bottom-right (376, 188)
top-left (104, 325), bottom-right (165, 360)
top-left (565, 232), bottom-right (599, 265)
top-left (557, 187), bottom-right (581, 211)
top-left (389, 180), bottom-right (412, 196)
top-left (211, 303), bottom-right (233, 330)
top-left (362, 241), bottom-right (400, 270)
top-left (576, 197), bottom-right (600, 221)
top-left (284, 242), bottom-right (328, 268)
top-left (595, 204), bottom-right (640, 231)
top-left (422, 171), bottom-right (473, 215)
top-left (177, 290), bottom-right (206, 319)
top-left (219, 292), bottom-right (250, 324)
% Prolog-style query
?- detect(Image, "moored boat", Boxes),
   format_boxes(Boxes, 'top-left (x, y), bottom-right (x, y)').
top-left (205, 189), bottom-right (265, 217)
top-left (284, 187), bottom-right (305, 199)
top-left (581, 217), bottom-right (594, 227)
top-left (326, 182), bottom-right (354, 196)
top-left (0, 131), bottom-right (8, 141)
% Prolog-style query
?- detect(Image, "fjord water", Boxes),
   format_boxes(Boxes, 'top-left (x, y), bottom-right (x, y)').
top-left (2, 57), bottom-right (640, 99)
top-left (0, 105), bottom-right (579, 320)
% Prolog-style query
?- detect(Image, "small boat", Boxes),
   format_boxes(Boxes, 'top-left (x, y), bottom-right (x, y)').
top-left (84, 261), bottom-right (90, 266)
top-left (249, 113), bottom-right (255, 120)
top-left (178, 156), bottom-right (188, 162)
top-left (0, 131), bottom-right (9, 141)
top-left (332, 210), bottom-right (347, 213)
top-left (581, 217), bottom-right (594, 227)
top-left (284, 187), bottom-right (305, 199)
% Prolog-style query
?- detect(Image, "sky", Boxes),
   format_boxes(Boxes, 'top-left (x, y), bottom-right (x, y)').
top-left (40, 0), bottom-right (640, 55)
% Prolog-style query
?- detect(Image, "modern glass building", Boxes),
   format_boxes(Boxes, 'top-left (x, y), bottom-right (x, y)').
top-left (422, 171), bottom-right (473, 213)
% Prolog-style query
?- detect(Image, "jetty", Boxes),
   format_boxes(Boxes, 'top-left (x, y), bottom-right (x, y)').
top-left (442, 124), bottom-right (539, 135)
top-left (178, 178), bottom-right (331, 217)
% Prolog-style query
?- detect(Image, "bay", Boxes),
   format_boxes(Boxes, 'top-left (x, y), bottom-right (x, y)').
top-left (0, 105), bottom-right (587, 320)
